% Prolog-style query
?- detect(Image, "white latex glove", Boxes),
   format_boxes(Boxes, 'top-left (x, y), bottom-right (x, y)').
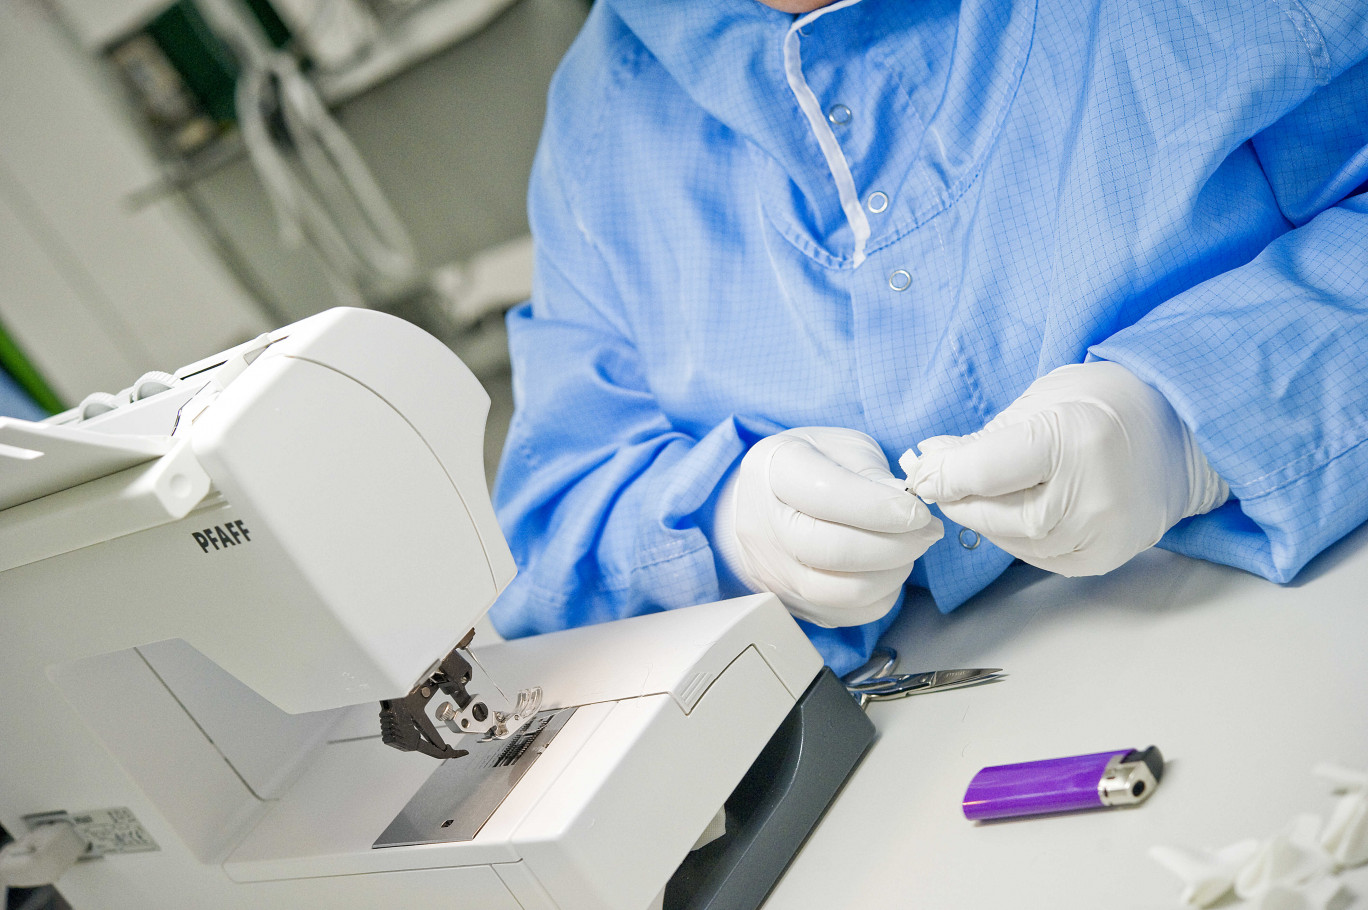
top-left (714, 427), bottom-right (942, 628)
top-left (904, 361), bottom-right (1229, 577)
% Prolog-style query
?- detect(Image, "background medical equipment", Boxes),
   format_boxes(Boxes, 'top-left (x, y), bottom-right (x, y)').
top-left (962, 746), bottom-right (1165, 821)
top-left (0, 307), bottom-right (873, 909)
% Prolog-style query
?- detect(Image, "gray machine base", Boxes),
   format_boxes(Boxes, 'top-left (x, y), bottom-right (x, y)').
top-left (663, 666), bottom-right (876, 910)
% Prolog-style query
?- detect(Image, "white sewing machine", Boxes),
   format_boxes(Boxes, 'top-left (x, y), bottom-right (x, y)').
top-left (0, 308), bottom-right (872, 910)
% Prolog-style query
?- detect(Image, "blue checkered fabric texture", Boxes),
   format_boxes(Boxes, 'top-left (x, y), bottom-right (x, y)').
top-left (0, 370), bottom-right (45, 421)
top-left (490, 0), bottom-right (1368, 674)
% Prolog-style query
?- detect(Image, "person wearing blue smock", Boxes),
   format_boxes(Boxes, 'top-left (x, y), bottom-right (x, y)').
top-left (489, 0), bottom-right (1368, 675)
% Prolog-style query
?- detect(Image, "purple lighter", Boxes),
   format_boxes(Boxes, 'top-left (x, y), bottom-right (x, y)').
top-left (962, 745), bottom-right (1164, 821)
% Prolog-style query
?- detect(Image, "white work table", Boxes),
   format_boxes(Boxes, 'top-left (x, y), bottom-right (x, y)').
top-left (768, 520), bottom-right (1368, 908)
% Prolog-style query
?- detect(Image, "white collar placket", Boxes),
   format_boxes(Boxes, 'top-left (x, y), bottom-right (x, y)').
top-left (782, 0), bottom-right (870, 267)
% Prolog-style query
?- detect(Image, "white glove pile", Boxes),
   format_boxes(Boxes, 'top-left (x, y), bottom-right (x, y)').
top-left (1150, 763), bottom-right (1368, 909)
top-left (904, 361), bottom-right (1229, 577)
top-left (714, 427), bottom-right (942, 628)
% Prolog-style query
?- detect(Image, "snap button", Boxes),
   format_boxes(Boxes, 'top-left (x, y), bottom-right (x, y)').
top-left (958, 528), bottom-right (981, 550)
top-left (867, 191), bottom-right (889, 214)
top-left (889, 269), bottom-right (911, 291)
top-left (827, 103), bottom-right (852, 125)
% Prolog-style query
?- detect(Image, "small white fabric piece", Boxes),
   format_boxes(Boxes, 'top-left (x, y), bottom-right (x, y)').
top-left (1302, 875), bottom-right (1349, 910)
top-left (1312, 763), bottom-right (1368, 868)
top-left (1251, 883), bottom-right (1308, 910)
top-left (1234, 815), bottom-right (1334, 901)
top-left (1247, 876), bottom-right (1347, 910)
top-left (783, 0), bottom-right (871, 267)
top-left (1296, 870), bottom-right (1351, 903)
top-left (1149, 840), bottom-right (1261, 908)
top-left (1313, 763), bottom-right (1368, 795)
top-left (1154, 765), bottom-right (1368, 908)
top-left (1320, 791), bottom-right (1368, 868)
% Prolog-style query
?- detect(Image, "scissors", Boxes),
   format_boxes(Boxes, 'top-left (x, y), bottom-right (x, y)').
top-left (841, 647), bottom-right (1003, 709)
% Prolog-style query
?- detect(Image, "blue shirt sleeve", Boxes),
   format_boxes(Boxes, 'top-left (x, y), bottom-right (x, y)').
top-left (1091, 60), bottom-right (1368, 582)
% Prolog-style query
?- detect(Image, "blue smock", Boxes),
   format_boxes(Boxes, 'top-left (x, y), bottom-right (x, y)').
top-left (490, 0), bottom-right (1368, 674)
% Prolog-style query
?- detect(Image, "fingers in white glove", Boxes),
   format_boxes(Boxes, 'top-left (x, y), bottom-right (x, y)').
top-left (912, 415), bottom-right (1057, 504)
top-left (728, 427), bottom-right (943, 628)
top-left (773, 509), bottom-right (940, 572)
top-left (910, 410), bottom-right (1078, 541)
top-left (779, 564), bottom-right (923, 628)
top-left (769, 434), bottom-right (937, 534)
top-left (787, 425), bottom-right (903, 481)
top-left (764, 498), bottom-right (943, 627)
top-left (903, 362), bottom-right (1229, 577)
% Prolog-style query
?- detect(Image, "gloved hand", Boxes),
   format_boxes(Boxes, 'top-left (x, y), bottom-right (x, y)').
top-left (904, 361), bottom-right (1229, 577)
top-left (714, 427), bottom-right (943, 628)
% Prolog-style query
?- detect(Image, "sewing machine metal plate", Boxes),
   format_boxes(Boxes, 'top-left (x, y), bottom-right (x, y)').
top-left (374, 707), bottom-right (577, 847)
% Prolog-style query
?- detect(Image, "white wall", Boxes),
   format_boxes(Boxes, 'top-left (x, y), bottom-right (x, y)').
top-left (0, 0), bottom-right (271, 406)
top-left (46, 0), bottom-right (169, 48)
